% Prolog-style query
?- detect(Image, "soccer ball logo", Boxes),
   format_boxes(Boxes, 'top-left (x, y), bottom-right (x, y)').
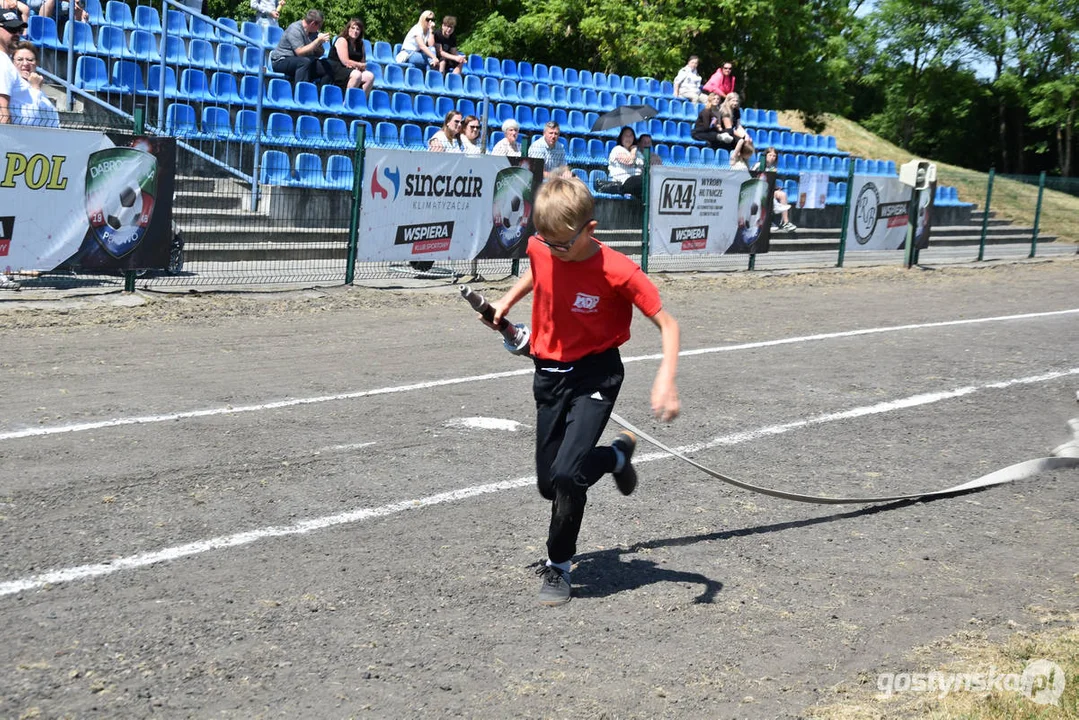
top-left (85, 147), bottom-right (158, 258)
top-left (106, 182), bottom-right (145, 231)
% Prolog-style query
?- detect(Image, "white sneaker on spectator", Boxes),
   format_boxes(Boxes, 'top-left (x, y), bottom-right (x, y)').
top-left (781, 222), bottom-right (797, 232)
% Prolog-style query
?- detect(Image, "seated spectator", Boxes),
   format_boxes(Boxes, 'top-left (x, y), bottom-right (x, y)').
top-left (269, 9), bottom-right (333, 86)
top-left (637, 133), bottom-right (662, 165)
top-left (250, 0), bottom-right (286, 28)
top-left (673, 55), bottom-right (706, 103)
top-left (716, 91), bottom-right (752, 153)
top-left (754, 146), bottom-right (796, 231)
top-left (36, 0), bottom-right (87, 38)
top-left (396, 11), bottom-right (439, 72)
top-left (328, 18), bottom-right (374, 93)
top-left (434, 15), bottom-right (465, 75)
top-left (12, 41), bottom-right (58, 127)
top-left (607, 125), bottom-right (644, 197)
top-left (702, 61), bottom-right (736, 97)
top-left (460, 114), bottom-right (482, 154)
top-left (728, 136), bottom-right (753, 170)
top-left (429, 109), bottom-right (463, 152)
top-left (527, 120), bottom-right (569, 178)
top-left (491, 117), bottom-right (521, 156)
top-left (0, 9), bottom-right (30, 125)
top-left (1, 0), bottom-right (28, 24)
top-left (690, 93), bottom-right (723, 149)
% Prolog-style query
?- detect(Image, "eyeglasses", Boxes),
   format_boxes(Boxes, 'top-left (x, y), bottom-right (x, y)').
top-left (449, 119), bottom-right (461, 125)
top-left (467, 124), bottom-right (480, 130)
top-left (535, 219), bottom-right (592, 252)
top-left (723, 66), bottom-right (732, 70)
top-left (423, 17), bottom-right (433, 22)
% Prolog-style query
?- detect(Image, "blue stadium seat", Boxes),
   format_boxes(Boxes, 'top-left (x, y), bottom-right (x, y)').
top-left (466, 54), bottom-right (484, 75)
top-left (381, 63), bottom-right (405, 91)
top-left (534, 83), bottom-right (552, 106)
top-left (110, 60), bottom-right (146, 94)
top-left (509, 105), bottom-right (531, 131)
top-left (715, 148), bottom-right (730, 166)
top-left (567, 137), bottom-right (587, 162)
top-left (551, 85), bottom-right (570, 108)
top-left (390, 91), bottom-right (416, 121)
top-left (686, 146), bottom-right (702, 166)
top-left (104, 0), bottom-right (135, 29)
top-left (481, 76), bottom-right (502, 101)
top-left (653, 143), bottom-right (670, 164)
top-left (343, 88), bottom-right (369, 116)
top-left (785, 180), bottom-right (798, 198)
top-left (867, 159), bottom-right (880, 174)
top-left (700, 146), bottom-right (715, 164)
top-left (412, 94), bottom-right (439, 123)
top-left (128, 29), bottom-right (160, 62)
top-left (533, 106), bottom-right (551, 129)
top-left (82, 0), bottom-right (104, 24)
top-left (500, 79), bottom-right (519, 103)
top-left (578, 69), bottom-right (592, 88)
top-left (264, 112), bottom-right (296, 145)
top-left (795, 154), bottom-right (808, 172)
top-left (670, 145), bottom-right (686, 165)
top-left (318, 84), bottom-right (344, 113)
top-left (166, 9), bottom-right (191, 37)
top-left (404, 66), bottom-right (426, 92)
top-left (518, 61), bottom-right (534, 82)
top-left (483, 56), bottom-right (502, 78)
top-left (743, 108), bottom-right (758, 126)
top-left (501, 58), bottom-right (519, 80)
top-left (260, 150), bottom-right (292, 185)
top-left (571, 168), bottom-right (588, 184)
top-left (791, 133), bottom-right (806, 151)
top-left (241, 21), bottom-right (264, 47)
top-left (548, 65), bottom-right (564, 85)
top-left (208, 72), bottom-right (241, 104)
top-left (807, 155), bottom-right (821, 172)
top-left (95, 25), bottom-right (125, 57)
top-left (394, 122), bottom-right (420, 149)
top-left (371, 40), bottom-right (394, 64)
top-left (533, 63), bottom-right (549, 83)
top-left (423, 70), bottom-right (445, 95)
top-left (325, 155), bottom-right (354, 190)
top-left (567, 87), bottom-right (585, 109)
top-left (374, 121), bottom-right (399, 147)
top-left (189, 16), bottom-right (217, 41)
top-left (187, 38), bottom-right (216, 69)
top-left (215, 16), bottom-right (240, 42)
top-left (27, 15), bottom-right (58, 48)
top-left (517, 81), bottom-right (536, 104)
top-left (234, 109), bottom-right (259, 140)
top-left (265, 78), bottom-right (298, 109)
top-left (462, 74), bottom-right (483, 98)
top-left (564, 67), bottom-right (579, 86)
top-left (884, 160), bottom-right (897, 176)
top-left (165, 103), bottom-right (198, 137)
top-left (62, 21), bottom-right (96, 54)
top-left (586, 138), bottom-right (606, 164)
top-left (180, 68), bottom-right (214, 102)
top-left (836, 181), bottom-right (848, 201)
top-left (323, 117), bottom-right (349, 148)
top-left (215, 43), bottom-right (245, 73)
top-left (590, 71), bottom-right (607, 91)
top-left (265, 25), bottom-right (283, 47)
top-left (433, 95), bottom-right (454, 119)
top-left (443, 72), bottom-right (465, 97)
top-left (854, 158), bottom-right (867, 174)
top-left (293, 81), bottom-right (320, 112)
top-left (200, 106), bottom-right (231, 139)
top-left (296, 115), bottom-right (325, 147)
top-left (161, 35), bottom-right (188, 65)
top-left (133, 4), bottom-right (161, 33)
top-left (237, 75), bottom-right (262, 105)
top-left (147, 65), bottom-right (179, 99)
top-left (456, 98), bottom-right (476, 117)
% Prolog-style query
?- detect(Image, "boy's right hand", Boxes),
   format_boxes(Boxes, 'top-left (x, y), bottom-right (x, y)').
top-left (481, 299), bottom-right (509, 329)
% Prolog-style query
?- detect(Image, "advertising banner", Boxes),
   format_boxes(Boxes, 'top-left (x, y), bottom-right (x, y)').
top-left (648, 166), bottom-right (775, 256)
top-left (0, 126), bottom-right (175, 272)
top-left (359, 149), bottom-right (543, 262)
top-left (845, 174), bottom-right (913, 251)
top-left (797, 171), bottom-right (829, 209)
top-left (913, 180), bottom-right (937, 251)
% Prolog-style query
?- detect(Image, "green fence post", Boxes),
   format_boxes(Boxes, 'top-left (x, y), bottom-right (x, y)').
top-left (977, 167), bottom-right (995, 261)
top-left (123, 108), bottom-right (145, 293)
top-left (1029, 171), bottom-right (1046, 258)
top-left (512, 138), bottom-right (531, 278)
top-left (345, 123), bottom-right (366, 285)
top-left (640, 148), bottom-right (651, 274)
top-left (836, 161), bottom-right (855, 267)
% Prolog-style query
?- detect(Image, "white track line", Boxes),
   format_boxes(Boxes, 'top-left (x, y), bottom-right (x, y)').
top-left (1, 366), bottom-right (1076, 598)
top-left (2, 308), bottom-right (1077, 442)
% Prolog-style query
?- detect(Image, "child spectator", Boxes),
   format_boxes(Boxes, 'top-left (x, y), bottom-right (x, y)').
top-left (396, 11), bottom-right (439, 71)
top-left (673, 55), bottom-right (706, 103)
top-left (491, 118), bottom-right (521, 156)
top-left (434, 16), bottom-right (466, 75)
top-left (269, 9), bottom-right (333, 86)
top-left (702, 61), bottom-right (736, 97)
top-left (483, 176), bottom-right (681, 606)
top-left (755, 147), bottom-right (796, 231)
top-left (328, 18), bottom-right (374, 93)
top-left (716, 91), bottom-right (752, 153)
top-left (460, 114), bottom-right (482, 154)
top-left (429, 109), bottom-right (463, 152)
top-left (690, 93), bottom-right (723, 149)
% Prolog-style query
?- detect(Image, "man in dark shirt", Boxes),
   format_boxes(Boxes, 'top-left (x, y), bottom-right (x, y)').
top-left (269, 9), bottom-right (333, 85)
top-left (434, 15), bottom-right (465, 75)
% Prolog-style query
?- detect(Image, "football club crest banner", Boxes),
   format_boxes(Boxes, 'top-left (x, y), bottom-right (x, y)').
top-left (0, 126), bottom-right (175, 272)
top-left (648, 166), bottom-right (775, 256)
top-left (358, 150), bottom-right (543, 261)
top-left (844, 174), bottom-right (913, 251)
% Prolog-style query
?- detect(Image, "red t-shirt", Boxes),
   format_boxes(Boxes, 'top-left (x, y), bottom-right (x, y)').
top-left (526, 237), bottom-right (662, 362)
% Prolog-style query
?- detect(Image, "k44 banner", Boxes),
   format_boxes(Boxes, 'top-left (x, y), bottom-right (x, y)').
top-left (648, 166), bottom-right (775, 256)
top-left (845, 174), bottom-right (915, 251)
top-left (0, 126), bottom-right (175, 273)
top-left (359, 150), bottom-right (544, 262)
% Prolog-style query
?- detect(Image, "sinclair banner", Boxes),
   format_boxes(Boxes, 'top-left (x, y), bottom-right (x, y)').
top-left (845, 174), bottom-right (914, 251)
top-left (359, 149), bottom-right (543, 261)
top-left (0, 125), bottom-right (175, 273)
top-left (648, 166), bottom-right (775, 256)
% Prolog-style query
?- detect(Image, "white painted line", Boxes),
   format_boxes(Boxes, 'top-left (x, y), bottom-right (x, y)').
top-left (318, 442), bottom-right (377, 453)
top-left (2, 366), bottom-right (1075, 598)
top-left (445, 417), bottom-right (525, 432)
top-left (2, 308), bottom-right (1076, 443)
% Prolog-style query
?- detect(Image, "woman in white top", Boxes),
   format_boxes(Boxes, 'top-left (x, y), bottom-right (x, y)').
top-left (459, 115), bottom-right (482, 154)
top-left (429, 109), bottom-right (463, 152)
top-left (397, 11), bottom-right (439, 72)
top-left (607, 125), bottom-right (644, 197)
top-left (673, 55), bottom-right (706, 103)
top-left (491, 118), bottom-right (521, 156)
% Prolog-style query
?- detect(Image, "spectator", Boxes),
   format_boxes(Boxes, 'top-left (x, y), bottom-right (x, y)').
top-left (607, 126), bottom-right (644, 198)
top-left (0, 10), bottom-right (30, 125)
top-left (728, 136), bottom-right (753, 170)
top-left (527, 120), bottom-right (569, 178)
top-left (396, 11), bottom-right (439, 72)
top-left (36, 0), bottom-right (87, 38)
top-left (491, 117), bottom-right (521, 156)
top-left (672, 55), bottom-right (706, 103)
top-left (690, 92), bottom-right (723, 149)
top-left (1, 0), bottom-right (27, 24)
top-left (269, 9), bottom-right (333, 86)
top-left (717, 91), bottom-right (752, 153)
top-left (328, 18), bottom-right (374, 93)
top-left (755, 146), bottom-right (796, 231)
top-left (460, 114), bottom-right (482, 154)
top-left (12, 42), bottom-right (58, 128)
top-left (250, 0), bottom-right (286, 28)
top-left (429, 109), bottom-right (463, 152)
top-left (637, 133), bottom-right (661, 165)
top-left (702, 60), bottom-right (736, 97)
top-left (434, 15), bottom-right (465, 75)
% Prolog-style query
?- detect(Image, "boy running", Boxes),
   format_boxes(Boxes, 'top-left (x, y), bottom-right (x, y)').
top-left (486, 177), bottom-right (681, 606)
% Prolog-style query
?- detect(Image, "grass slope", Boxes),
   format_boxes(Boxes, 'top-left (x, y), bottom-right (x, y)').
top-left (778, 112), bottom-right (1079, 245)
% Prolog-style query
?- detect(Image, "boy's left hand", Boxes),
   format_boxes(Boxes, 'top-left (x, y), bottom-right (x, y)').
top-left (651, 378), bottom-right (680, 422)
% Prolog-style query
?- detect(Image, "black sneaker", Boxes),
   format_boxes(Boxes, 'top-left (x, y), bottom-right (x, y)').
top-left (611, 431), bottom-right (638, 496)
top-left (537, 565), bottom-right (571, 606)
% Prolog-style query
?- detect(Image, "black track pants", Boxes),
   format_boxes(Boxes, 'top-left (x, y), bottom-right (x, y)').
top-left (532, 348), bottom-right (624, 564)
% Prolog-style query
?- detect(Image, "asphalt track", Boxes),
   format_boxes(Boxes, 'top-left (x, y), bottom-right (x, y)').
top-left (1, 260), bottom-right (1077, 718)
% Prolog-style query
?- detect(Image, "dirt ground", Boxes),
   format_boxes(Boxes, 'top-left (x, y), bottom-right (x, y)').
top-left (1, 259), bottom-right (1077, 719)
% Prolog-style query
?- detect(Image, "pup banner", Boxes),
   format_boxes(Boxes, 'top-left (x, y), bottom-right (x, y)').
top-left (845, 174), bottom-right (914, 251)
top-left (359, 150), bottom-right (543, 261)
top-left (0, 126), bottom-right (175, 273)
top-left (648, 166), bottom-right (775, 256)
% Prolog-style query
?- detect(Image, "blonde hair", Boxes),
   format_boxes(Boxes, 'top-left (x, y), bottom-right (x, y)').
top-left (533, 177), bottom-right (593, 238)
